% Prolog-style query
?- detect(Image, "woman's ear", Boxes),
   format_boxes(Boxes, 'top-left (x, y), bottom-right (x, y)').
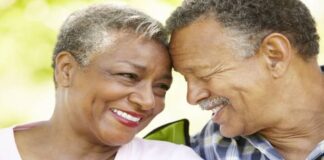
top-left (259, 33), bottom-right (292, 78)
top-left (54, 52), bottom-right (78, 87)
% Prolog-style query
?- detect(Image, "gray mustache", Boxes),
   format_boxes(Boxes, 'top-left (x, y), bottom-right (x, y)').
top-left (198, 97), bottom-right (230, 110)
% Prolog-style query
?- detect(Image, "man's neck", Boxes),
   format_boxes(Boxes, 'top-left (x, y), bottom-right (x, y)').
top-left (259, 64), bottom-right (324, 160)
top-left (261, 123), bottom-right (324, 160)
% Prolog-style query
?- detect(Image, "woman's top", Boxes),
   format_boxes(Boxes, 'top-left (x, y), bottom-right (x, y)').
top-left (0, 123), bottom-right (202, 160)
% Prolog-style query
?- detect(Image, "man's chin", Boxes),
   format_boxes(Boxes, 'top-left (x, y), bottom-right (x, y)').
top-left (219, 125), bottom-right (241, 138)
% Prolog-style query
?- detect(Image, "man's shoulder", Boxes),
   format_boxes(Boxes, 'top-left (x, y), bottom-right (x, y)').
top-left (190, 121), bottom-right (250, 148)
top-left (190, 121), bottom-right (284, 160)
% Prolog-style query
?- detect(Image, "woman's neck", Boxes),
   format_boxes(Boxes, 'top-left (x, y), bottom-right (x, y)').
top-left (14, 116), bottom-right (120, 160)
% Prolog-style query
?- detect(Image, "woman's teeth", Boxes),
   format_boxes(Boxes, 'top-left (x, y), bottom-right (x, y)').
top-left (112, 109), bottom-right (141, 122)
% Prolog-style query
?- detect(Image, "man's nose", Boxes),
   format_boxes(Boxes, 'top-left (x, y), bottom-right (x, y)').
top-left (187, 79), bottom-right (210, 105)
top-left (128, 84), bottom-right (155, 110)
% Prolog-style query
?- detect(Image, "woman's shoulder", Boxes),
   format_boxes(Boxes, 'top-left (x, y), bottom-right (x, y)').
top-left (0, 121), bottom-right (45, 160)
top-left (116, 137), bottom-right (202, 160)
top-left (132, 137), bottom-right (188, 149)
top-left (0, 127), bottom-right (22, 160)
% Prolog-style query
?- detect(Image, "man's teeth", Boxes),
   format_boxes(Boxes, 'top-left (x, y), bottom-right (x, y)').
top-left (212, 106), bottom-right (222, 115)
top-left (112, 109), bottom-right (141, 122)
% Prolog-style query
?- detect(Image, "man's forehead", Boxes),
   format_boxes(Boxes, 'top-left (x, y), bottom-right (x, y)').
top-left (170, 19), bottom-right (231, 52)
top-left (172, 18), bottom-right (226, 39)
top-left (169, 17), bottom-right (242, 72)
top-left (171, 50), bottom-right (220, 74)
top-left (173, 62), bottom-right (212, 73)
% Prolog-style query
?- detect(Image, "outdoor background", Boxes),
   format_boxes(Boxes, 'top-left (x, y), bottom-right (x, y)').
top-left (0, 0), bottom-right (323, 137)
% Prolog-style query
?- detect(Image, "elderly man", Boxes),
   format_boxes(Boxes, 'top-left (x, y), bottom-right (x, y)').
top-left (166, 0), bottom-right (324, 159)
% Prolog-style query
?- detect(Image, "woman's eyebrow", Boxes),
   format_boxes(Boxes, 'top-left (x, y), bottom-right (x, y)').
top-left (116, 60), bottom-right (146, 71)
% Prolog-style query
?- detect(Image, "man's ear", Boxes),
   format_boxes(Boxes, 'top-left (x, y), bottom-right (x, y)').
top-left (54, 52), bottom-right (78, 87)
top-left (259, 33), bottom-right (292, 78)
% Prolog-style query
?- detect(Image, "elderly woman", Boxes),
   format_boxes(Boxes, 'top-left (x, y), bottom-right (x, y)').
top-left (0, 4), bottom-right (202, 160)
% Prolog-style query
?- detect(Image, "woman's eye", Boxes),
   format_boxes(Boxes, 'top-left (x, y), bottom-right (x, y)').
top-left (158, 83), bottom-right (170, 91)
top-left (153, 83), bottom-right (170, 97)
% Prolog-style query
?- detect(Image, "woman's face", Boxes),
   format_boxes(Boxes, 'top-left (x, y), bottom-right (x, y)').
top-left (63, 33), bottom-right (172, 146)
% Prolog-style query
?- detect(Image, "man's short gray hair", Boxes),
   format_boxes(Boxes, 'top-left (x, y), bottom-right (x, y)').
top-left (166, 0), bottom-right (319, 59)
top-left (52, 4), bottom-right (168, 68)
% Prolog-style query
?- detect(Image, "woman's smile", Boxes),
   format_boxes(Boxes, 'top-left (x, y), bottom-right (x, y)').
top-left (110, 108), bottom-right (144, 128)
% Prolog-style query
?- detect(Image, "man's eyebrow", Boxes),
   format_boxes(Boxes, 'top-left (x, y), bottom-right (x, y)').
top-left (174, 67), bottom-right (192, 74)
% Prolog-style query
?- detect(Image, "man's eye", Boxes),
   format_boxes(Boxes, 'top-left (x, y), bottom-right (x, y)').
top-left (117, 73), bottom-right (138, 80)
top-left (201, 75), bottom-right (211, 81)
top-left (198, 72), bottom-right (214, 81)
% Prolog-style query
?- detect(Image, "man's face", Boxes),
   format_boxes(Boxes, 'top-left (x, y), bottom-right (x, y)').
top-left (170, 18), bottom-right (279, 137)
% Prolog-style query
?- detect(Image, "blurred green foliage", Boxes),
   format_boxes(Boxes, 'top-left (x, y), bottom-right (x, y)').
top-left (0, 0), bottom-right (181, 84)
top-left (1, 1), bottom-right (59, 83)
top-left (0, 0), bottom-right (182, 128)
top-left (162, 0), bottom-right (181, 5)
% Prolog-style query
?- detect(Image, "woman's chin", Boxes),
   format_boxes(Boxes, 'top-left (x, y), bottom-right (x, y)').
top-left (98, 130), bottom-right (135, 146)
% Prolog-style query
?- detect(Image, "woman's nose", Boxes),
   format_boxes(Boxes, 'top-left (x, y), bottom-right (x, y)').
top-left (128, 84), bottom-right (155, 110)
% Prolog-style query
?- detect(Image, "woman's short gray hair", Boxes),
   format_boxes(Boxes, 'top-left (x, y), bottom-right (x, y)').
top-left (52, 4), bottom-right (168, 68)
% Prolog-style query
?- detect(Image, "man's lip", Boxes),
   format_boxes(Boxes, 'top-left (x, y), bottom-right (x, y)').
top-left (199, 97), bottom-right (230, 110)
top-left (201, 104), bottom-right (225, 111)
top-left (211, 105), bottom-right (226, 123)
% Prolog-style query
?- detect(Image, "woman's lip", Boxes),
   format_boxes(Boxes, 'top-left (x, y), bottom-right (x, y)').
top-left (110, 108), bottom-right (144, 128)
top-left (116, 109), bottom-right (144, 118)
top-left (111, 111), bottom-right (140, 128)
